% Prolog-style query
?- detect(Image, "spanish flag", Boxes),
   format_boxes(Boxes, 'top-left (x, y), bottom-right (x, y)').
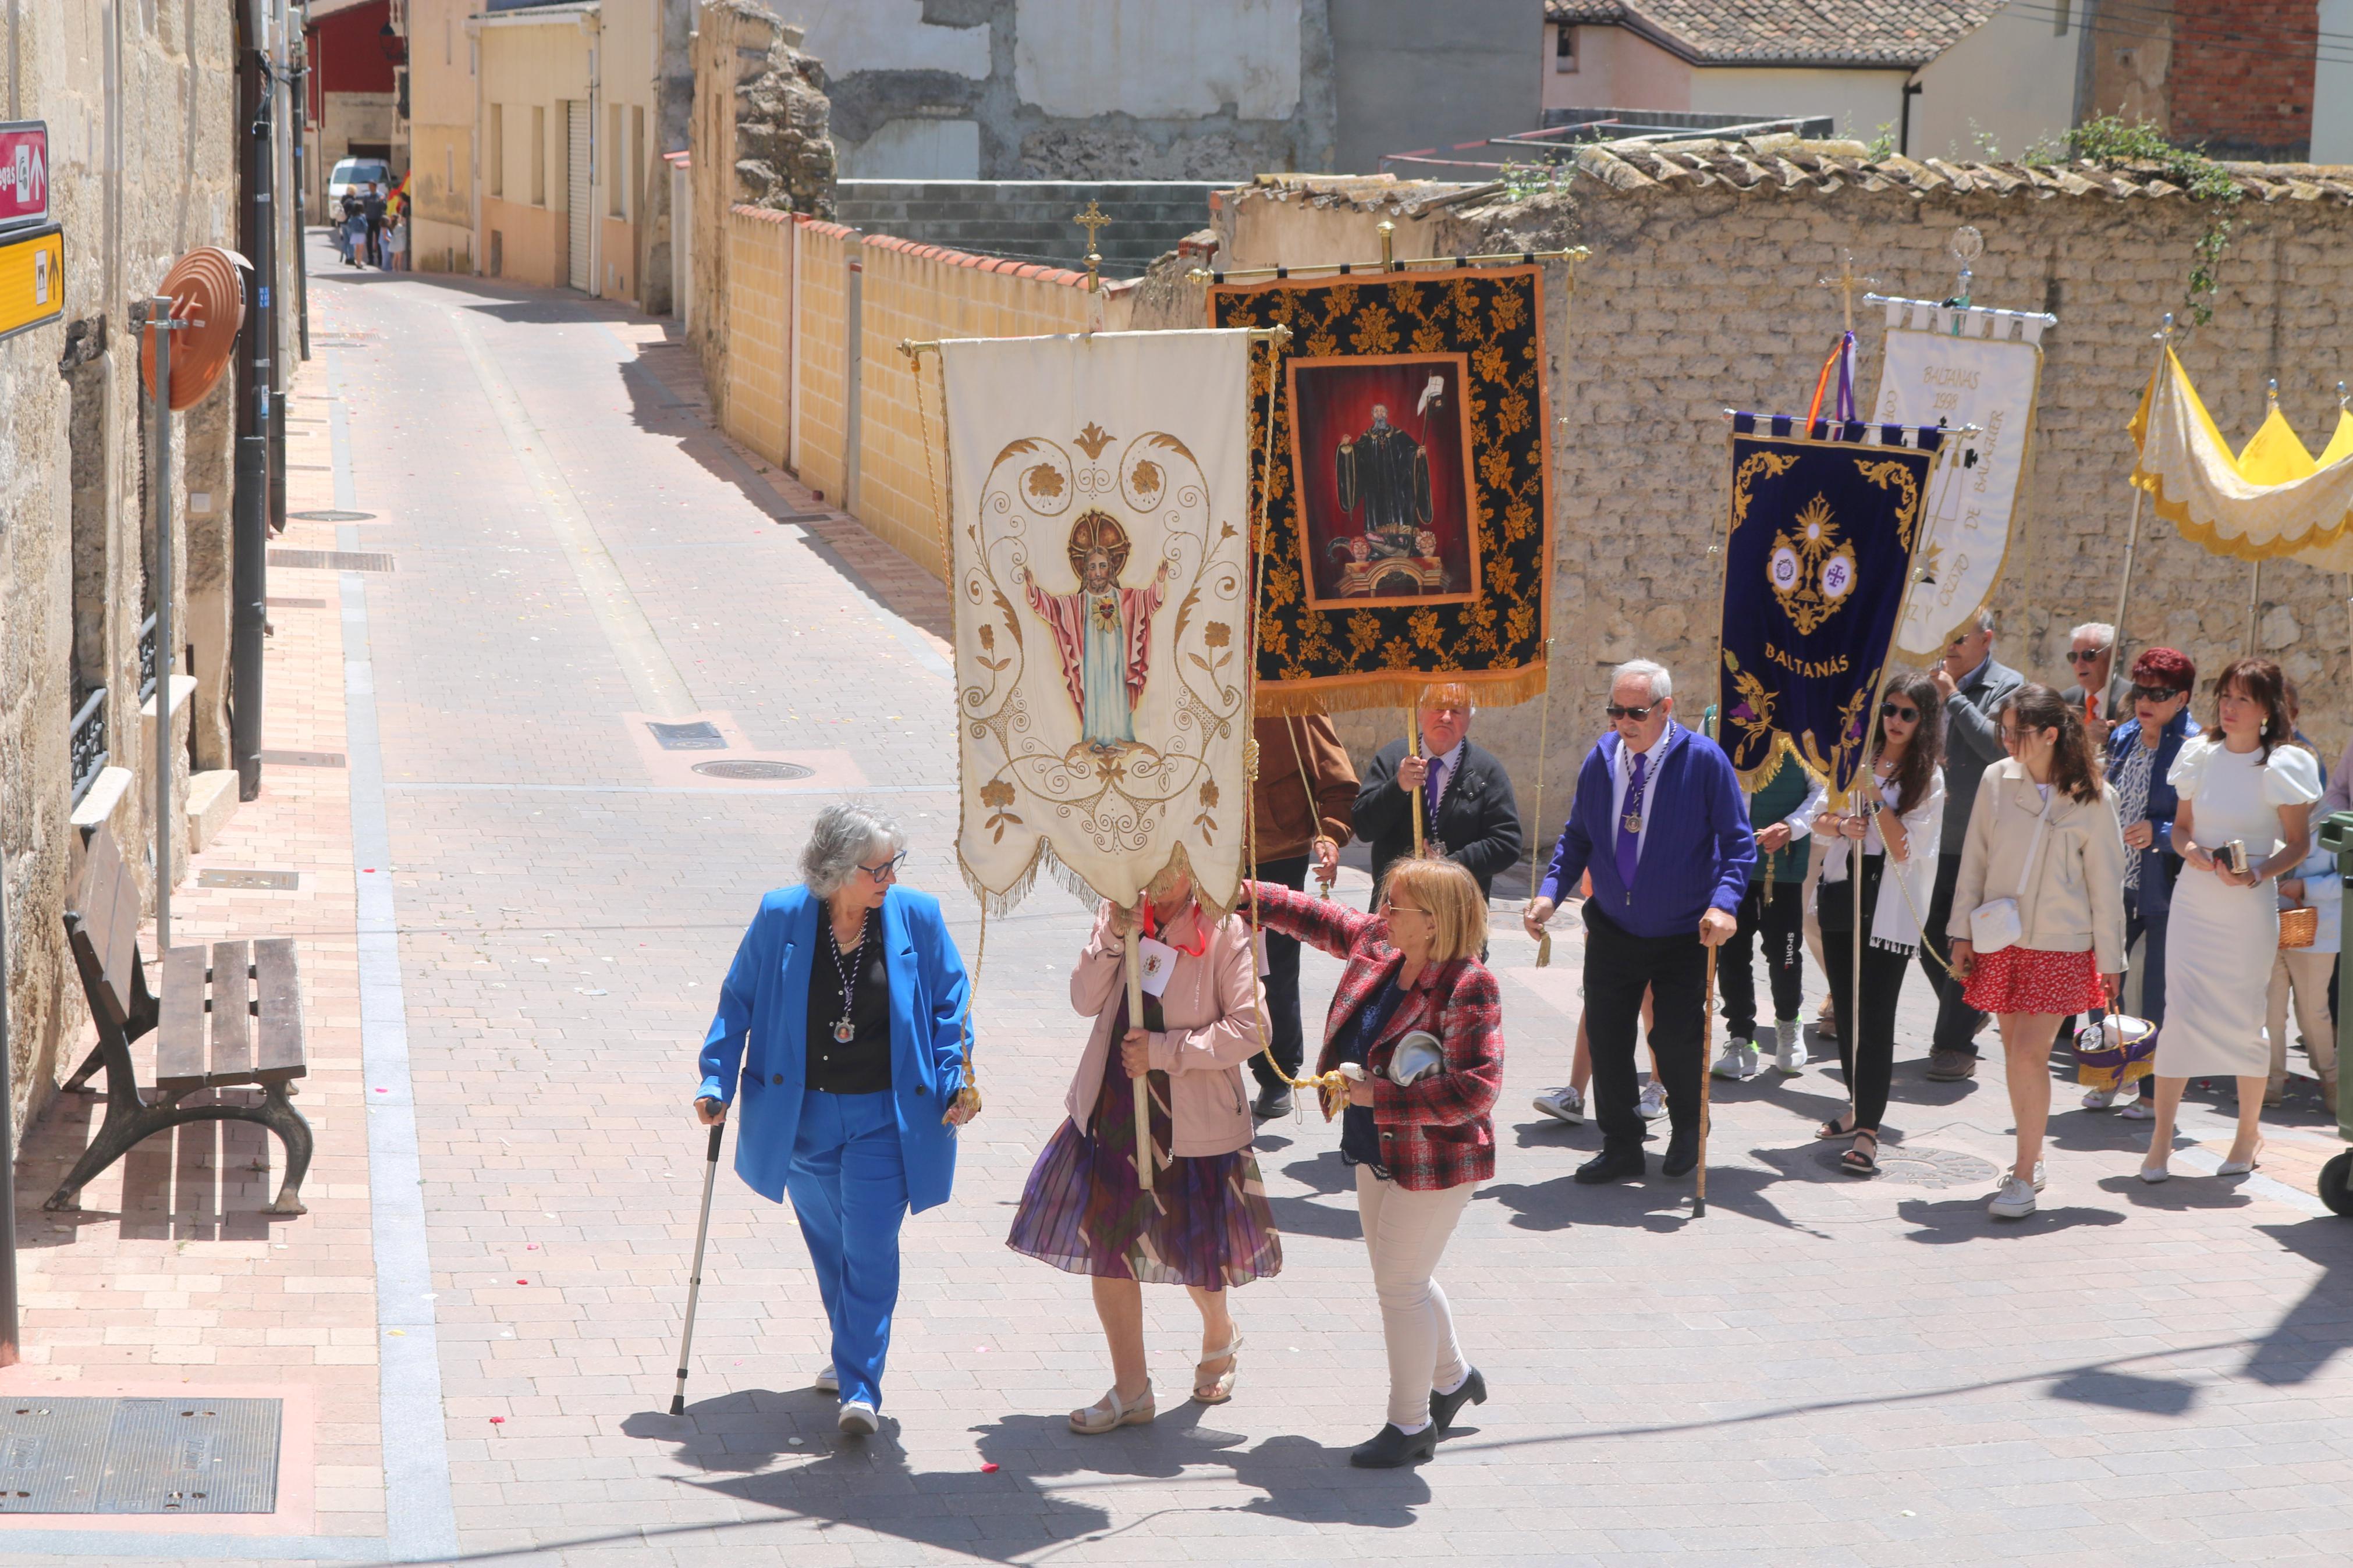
top-left (386, 170), bottom-right (412, 219)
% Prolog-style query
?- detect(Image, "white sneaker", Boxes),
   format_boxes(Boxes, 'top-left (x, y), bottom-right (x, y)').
top-left (1773, 1023), bottom-right (1807, 1075)
top-left (813, 1364), bottom-right (839, 1395)
top-left (1710, 1040), bottom-right (1758, 1080)
top-left (1532, 1085), bottom-right (1586, 1124)
top-left (2032, 1159), bottom-right (2046, 1192)
top-left (2118, 1098), bottom-right (2154, 1121)
top-left (1988, 1176), bottom-right (2037, 1219)
top-left (837, 1399), bottom-right (879, 1435)
top-left (2081, 1086), bottom-right (2116, 1111)
top-left (1638, 1078), bottom-right (1669, 1121)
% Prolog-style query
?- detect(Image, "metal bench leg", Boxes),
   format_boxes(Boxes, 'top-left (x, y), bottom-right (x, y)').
top-left (250, 1083), bottom-right (314, 1215)
top-left (46, 1090), bottom-right (313, 1215)
top-left (61, 1041), bottom-right (111, 1095)
top-left (45, 1094), bottom-right (183, 1212)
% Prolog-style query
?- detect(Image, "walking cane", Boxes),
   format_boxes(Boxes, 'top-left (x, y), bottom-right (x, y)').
top-left (669, 1116), bottom-right (726, 1415)
top-left (1695, 943), bottom-right (1719, 1218)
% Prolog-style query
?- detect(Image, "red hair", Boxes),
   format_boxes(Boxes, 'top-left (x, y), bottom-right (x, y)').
top-left (2128, 646), bottom-right (2195, 692)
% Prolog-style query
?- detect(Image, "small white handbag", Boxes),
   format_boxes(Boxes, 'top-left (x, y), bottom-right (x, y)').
top-left (1969, 790), bottom-right (2052, 956)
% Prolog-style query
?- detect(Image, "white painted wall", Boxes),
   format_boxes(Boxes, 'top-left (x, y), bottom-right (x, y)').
top-left (840, 118), bottom-right (983, 178)
top-left (792, 0), bottom-right (992, 80)
top-left (2315, 0), bottom-right (2353, 163)
top-left (1911, 3), bottom-right (2085, 162)
top-left (1012, 0), bottom-right (1303, 119)
top-left (1687, 67), bottom-right (1908, 140)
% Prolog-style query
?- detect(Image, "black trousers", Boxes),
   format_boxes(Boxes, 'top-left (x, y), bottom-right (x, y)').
top-left (1720, 877), bottom-right (1805, 1038)
top-left (1917, 851), bottom-right (1986, 1056)
top-left (1820, 855), bottom-right (1912, 1132)
top-left (1251, 855), bottom-right (1311, 1092)
top-left (1583, 903), bottom-right (1707, 1153)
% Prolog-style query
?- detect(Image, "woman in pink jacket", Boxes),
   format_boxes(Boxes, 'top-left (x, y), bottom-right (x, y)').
top-left (1007, 862), bottom-right (1277, 1434)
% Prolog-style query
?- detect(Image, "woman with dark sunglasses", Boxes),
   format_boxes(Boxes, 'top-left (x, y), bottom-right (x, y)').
top-left (1811, 673), bottom-right (1946, 1174)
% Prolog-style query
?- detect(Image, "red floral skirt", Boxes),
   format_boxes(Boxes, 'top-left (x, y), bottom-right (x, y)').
top-left (1962, 945), bottom-right (2106, 1017)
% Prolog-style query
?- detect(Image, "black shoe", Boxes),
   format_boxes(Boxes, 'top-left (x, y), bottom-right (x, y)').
top-left (1661, 1126), bottom-right (1700, 1178)
top-left (1428, 1367), bottom-right (1486, 1435)
top-left (1252, 1083), bottom-right (1294, 1121)
top-left (1348, 1422), bottom-right (1438, 1469)
top-left (1574, 1147), bottom-right (1645, 1185)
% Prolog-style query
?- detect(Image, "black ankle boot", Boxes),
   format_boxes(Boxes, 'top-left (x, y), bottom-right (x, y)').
top-left (1348, 1421), bottom-right (1438, 1469)
top-left (1429, 1367), bottom-right (1487, 1435)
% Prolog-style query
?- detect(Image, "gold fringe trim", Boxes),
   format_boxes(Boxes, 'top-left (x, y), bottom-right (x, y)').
top-left (956, 838), bottom-right (1245, 922)
top-left (2130, 463), bottom-right (2353, 564)
top-left (1253, 660), bottom-right (1551, 717)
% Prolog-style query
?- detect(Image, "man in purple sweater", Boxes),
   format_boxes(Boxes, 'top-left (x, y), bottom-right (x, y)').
top-left (1524, 660), bottom-right (1756, 1183)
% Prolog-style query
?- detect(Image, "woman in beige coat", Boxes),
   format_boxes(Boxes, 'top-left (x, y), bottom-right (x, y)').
top-left (1006, 862), bottom-right (1277, 1434)
top-left (1947, 684), bottom-right (2128, 1221)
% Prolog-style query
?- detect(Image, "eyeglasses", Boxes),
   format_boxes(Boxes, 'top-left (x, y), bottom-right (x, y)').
top-left (1380, 899), bottom-right (1429, 918)
top-left (2130, 684), bottom-right (2185, 703)
top-left (1603, 703), bottom-right (1655, 720)
top-left (857, 851), bottom-right (910, 883)
top-left (1879, 701), bottom-right (1919, 721)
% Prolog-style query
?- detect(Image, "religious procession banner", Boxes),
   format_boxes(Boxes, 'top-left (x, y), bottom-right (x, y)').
top-left (1717, 414), bottom-right (1944, 800)
top-left (1208, 268), bottom-right (1553, 713)
top-left (2130, 344), bottom-right (2353, 565)
top-left (1871, 296), bottom-right (2050, 656)
top-left (939, 329), bottom-right (1255, 916)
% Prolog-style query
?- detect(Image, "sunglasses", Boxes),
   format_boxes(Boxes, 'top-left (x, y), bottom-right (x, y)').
top-left (2067, 649), bottom-right (2107, 664)
top-left (1604, 703), bottom-right (1655, 720)
top-left (1879, 701), bottom-right (1919, 721)
top-left (2130, 684), bottom-right (2186, 703)
top-left (857, 851), bottom-right (910, 883)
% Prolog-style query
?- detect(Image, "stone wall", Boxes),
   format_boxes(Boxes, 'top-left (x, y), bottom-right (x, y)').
top-left (1218, 146), bottom-right (2353, 842)
top-left (834, 180), bottom-right (1223, 273)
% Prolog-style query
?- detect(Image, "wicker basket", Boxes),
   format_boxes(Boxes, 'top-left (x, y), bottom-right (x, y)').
top-left (2280, 905), bottom-right (2319, 950)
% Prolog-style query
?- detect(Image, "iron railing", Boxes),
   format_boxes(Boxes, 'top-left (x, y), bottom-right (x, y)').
top-left (69, 686), bottom-right (108, 808)
top-left (137, 612), bottom-right (158, 704)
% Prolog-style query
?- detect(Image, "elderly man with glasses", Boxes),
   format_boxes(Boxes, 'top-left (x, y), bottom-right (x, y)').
top-left (2065, 621), bottom-right (2132, 746)
top-left (1523, 660), bottom-right (1755, 1185)
top-left (1353, 682), bottom-right (1524, 911)
top-left (1918, 608), bottom-right (2025, 1081)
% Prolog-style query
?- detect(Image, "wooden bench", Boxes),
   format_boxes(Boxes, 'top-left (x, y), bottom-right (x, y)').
top-left (51, 824), bottom-right (311, 1215)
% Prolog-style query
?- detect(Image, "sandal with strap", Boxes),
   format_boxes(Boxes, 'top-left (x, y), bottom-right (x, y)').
top-left (1070, 1382), bottom-right (1155, 1434)
top-left (1193, 1334), bottom-right (1244, 1405)
top-left (1815, 1113), bottom-right (1855, 1141)
top-left (1839, 1129), bottom-right (1880, 1176)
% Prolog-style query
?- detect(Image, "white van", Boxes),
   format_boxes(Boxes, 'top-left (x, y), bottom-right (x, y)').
top-left (328, 157), bottom-right (393, 208)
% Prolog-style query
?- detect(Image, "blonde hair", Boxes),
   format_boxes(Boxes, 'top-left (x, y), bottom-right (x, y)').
top-left (1379, 856), bottom-right (1488, 963)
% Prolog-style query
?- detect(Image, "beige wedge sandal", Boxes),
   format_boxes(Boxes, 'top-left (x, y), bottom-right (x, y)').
top-left (1192, 1335), bottom-right (1243, 1405)
top-left (1069, 1383), bottom-right (1155, 1435)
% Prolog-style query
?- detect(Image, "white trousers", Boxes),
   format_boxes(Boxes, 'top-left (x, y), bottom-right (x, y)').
top-left (2265, 948), bottom-right (2338, 1087)
top-left (1356, 1167), bottom-right (1475, 1428)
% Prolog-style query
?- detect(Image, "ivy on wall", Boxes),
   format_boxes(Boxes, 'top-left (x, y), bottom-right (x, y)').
top-left (2031, 116), bottom-right (2245, 328)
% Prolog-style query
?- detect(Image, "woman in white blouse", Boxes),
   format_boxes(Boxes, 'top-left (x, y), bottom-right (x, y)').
top-left (1811, 672), bottom-right (1945, 1175)
top-left (2141, 658), bottom-right (2320, 1182)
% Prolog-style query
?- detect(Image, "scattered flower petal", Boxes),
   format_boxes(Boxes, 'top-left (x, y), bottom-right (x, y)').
top-left (980, 1462), bottom-right (999, 1474)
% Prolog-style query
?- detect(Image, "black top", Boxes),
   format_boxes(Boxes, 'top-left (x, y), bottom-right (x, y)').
top-left (1351, 737), bottom-right (1524, 907)
top-left (1337, 976), bottom-right (1406, 1174)
top-left (806, 908), bottom-right (893, 1095)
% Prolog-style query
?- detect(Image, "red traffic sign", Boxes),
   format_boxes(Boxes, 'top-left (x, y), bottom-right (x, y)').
top-left (0, 122), bottom-right (49, 229)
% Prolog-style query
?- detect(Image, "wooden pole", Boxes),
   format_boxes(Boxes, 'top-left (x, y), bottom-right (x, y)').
top-left (1406, 709), bottom-right (1424, 859)
top-left (1123, 920), bottom-right (1152, 1192)
top-left (2110, 485), bottom-right (2144, 679)
top-left (1695, 941), bottom-right (1717, 1217)
top-left (2246, 560), bottom-right (2263, 656)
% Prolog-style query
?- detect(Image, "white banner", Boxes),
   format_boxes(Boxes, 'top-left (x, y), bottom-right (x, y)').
top-left (941, 328), bottom-right (1254, 916)
top-left (1873, 300), bottom-right (2049, 657)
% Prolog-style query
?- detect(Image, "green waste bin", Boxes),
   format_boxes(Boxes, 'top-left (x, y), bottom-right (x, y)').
top-left (2315, 810), bottom-right (2353, 1214)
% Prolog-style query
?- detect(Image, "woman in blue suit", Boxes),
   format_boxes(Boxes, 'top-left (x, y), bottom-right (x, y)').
top-left (694, 803), bottom-right (975, 1436)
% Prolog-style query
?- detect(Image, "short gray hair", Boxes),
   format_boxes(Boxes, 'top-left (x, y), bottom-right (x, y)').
top-left (800, 802), bottom-right (908, 897)
top-left (1610, 659), bottom-right (1673, 702)
top-left (2070, 620), bottom-right (2116, 650)
top-left (1972, 607), bottom-right (1997, 634)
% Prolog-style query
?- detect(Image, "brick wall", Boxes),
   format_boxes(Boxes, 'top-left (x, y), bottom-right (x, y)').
top-left (2169, 1), bottom-right (2319, 161)
top-left (722, 207), bottom-right (791, 467)
top-left (793, 218), bottom-right (857, 507)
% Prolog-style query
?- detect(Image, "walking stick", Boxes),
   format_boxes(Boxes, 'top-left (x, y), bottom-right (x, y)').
top-left (1695, 942), bottom-right (1718, 1218)
top-left (669, 1117), bottom-right (726, 1415)
top-left (1124, 919), bottom-right (1154, 1192)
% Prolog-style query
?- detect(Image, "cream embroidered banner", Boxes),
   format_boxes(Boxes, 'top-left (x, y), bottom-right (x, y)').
top-left (2130, 345), bottom-right (2353, 565)
top-left (941, 329), bottom-right (1255, 916)
top-left (1872, 298), bottom-right (2048, 657)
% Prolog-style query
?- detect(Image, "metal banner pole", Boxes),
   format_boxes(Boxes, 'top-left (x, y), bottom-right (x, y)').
top-left (0, 842), bottom-right (20, 1365)
top-left (1123, 922), bottom-right (1152, 1193)
top-left (150, 298), bottom-right (177, 952)
top-left (1406, 711), bottom-right (1424, 859)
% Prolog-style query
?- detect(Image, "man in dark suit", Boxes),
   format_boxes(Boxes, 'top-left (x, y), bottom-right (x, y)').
top-left (1352, 682), bottom-right (1524, 908)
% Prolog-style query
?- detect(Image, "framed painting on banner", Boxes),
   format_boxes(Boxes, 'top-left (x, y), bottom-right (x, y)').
top-left (1286, 353), bottom-right (1481, 607)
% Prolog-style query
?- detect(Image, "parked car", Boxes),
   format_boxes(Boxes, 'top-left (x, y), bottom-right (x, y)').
top-left (326, 157), bottom-right (393, 210)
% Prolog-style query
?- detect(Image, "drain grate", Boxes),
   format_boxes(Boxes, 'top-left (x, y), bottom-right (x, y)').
top-left (261, 750), bottom-right (346, 768)
top-left (1812, 1143), bottom-right (2000, 1189)
top-left (287, 510), bottom-right (375, 522)
top-left (0, 1398), bottom-right (280, 1514)
top-left (265, 597), bottom-right (327, 609)
top-left (647, 720), bottom-right (726, 751)
top-left (269, 549), bottom-right (394, 573)
top-left (691, 759), bottom-right (814, 781)
top-left (198, 869), bottom-right (300, 891)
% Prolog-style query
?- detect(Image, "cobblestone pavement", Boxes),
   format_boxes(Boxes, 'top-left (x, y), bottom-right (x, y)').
top-left (13, 240), bottom-right (2353, 1567)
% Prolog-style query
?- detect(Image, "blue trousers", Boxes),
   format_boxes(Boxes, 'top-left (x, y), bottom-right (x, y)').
top-left (786, 1089), bottom-right (908, 1410)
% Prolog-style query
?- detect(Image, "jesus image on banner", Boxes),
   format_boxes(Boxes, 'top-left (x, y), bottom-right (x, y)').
top-left (1016, 509), bottom-right (1169, 750)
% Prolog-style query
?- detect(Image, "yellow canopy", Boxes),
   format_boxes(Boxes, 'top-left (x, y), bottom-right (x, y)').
top-left (2128, 346), bottom-right (2353, 563)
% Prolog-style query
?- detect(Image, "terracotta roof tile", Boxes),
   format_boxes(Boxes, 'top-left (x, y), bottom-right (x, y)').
top-left (1545, 1), bottom-right (1999, 67)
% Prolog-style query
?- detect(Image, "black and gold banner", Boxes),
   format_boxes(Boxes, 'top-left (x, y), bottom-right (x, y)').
top-left (1210, 268), bottom-right (1553, 713)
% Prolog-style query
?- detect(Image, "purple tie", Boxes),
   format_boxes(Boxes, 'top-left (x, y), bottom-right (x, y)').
top-left (1426, 755), bottom-right (1446, 813)
top-left (1616, 749), bottom-right (1647, 891)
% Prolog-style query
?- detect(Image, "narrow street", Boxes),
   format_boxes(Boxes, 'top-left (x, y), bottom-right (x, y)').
top-left (16, 237), bottom-right (2341, 1567)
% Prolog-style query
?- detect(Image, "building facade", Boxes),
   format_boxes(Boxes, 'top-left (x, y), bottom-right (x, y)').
top-left (303, 0), bottom-right (400, 212)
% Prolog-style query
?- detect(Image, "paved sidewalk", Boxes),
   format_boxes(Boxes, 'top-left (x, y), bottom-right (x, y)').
top-left (9, 238), bottom-right (2350, 1567)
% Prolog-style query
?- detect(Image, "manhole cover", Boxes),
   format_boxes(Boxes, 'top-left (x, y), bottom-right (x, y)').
top-left (647, 720), bottom-right (726, 751)
top-left (268, 549), bottom-right (394, 573)
top-left (287, 510), bottom-right (375, 522)
top-left (691, 759), bottom-right (814, 781)
top-left (0, 1398), bottom-right (279, 1514)
top-left (1813, 1143), bottom-right (2000, 1189)
top-left (198, 870), bottom-right (300, 891)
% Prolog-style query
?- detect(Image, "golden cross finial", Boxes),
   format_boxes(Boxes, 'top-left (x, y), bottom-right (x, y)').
top-left (1817, 248), bottom-right (1877, 335)
top-left (1074, 200), bottom-right (1111, 293)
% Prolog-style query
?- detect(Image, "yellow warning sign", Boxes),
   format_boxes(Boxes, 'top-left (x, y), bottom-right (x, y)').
top-left (0, 223), bottom-right (63, 343)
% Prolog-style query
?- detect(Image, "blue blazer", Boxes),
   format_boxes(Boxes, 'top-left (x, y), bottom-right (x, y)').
top-left (697, 885), bottom-right (970, 1213)
top-left (1538, 721), bottom-right (1756, 940)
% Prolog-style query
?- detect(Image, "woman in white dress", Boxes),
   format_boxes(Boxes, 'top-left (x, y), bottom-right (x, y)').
top-left (2141, 658), bottom-right (2321, 1182)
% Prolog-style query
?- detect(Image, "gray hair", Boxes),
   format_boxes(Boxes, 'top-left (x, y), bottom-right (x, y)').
top-left (2070, 620), bottom-right (2116, 649)
top-left (800, 802), bottom-right (908, 898)
top-left (1972, 607), bottom-right (1997, 634)
top-left (1610, 659), bottom-right (1673, 702)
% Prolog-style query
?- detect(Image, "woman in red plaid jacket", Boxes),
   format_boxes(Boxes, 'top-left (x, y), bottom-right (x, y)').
top-left (1250, 856), bottom-right (1504, 1470)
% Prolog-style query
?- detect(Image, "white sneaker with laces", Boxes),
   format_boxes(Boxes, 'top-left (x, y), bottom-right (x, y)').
top-left (1773, 1022), bottom-right (1807, 1075)
top-left (1532, 1085), bottom-right (1586, 1124)
top-left (1987, 1176), bottom-right (2037, 1219)
top-left (1638, 1078), bottom-right (1668, 1121)
top-left (838, 1399), bottom-right (879, 1435)
top-left (1709, 1040), bottom-right (1758, 1081)
top-left (814, 1364), bottom-right (839, 1395)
